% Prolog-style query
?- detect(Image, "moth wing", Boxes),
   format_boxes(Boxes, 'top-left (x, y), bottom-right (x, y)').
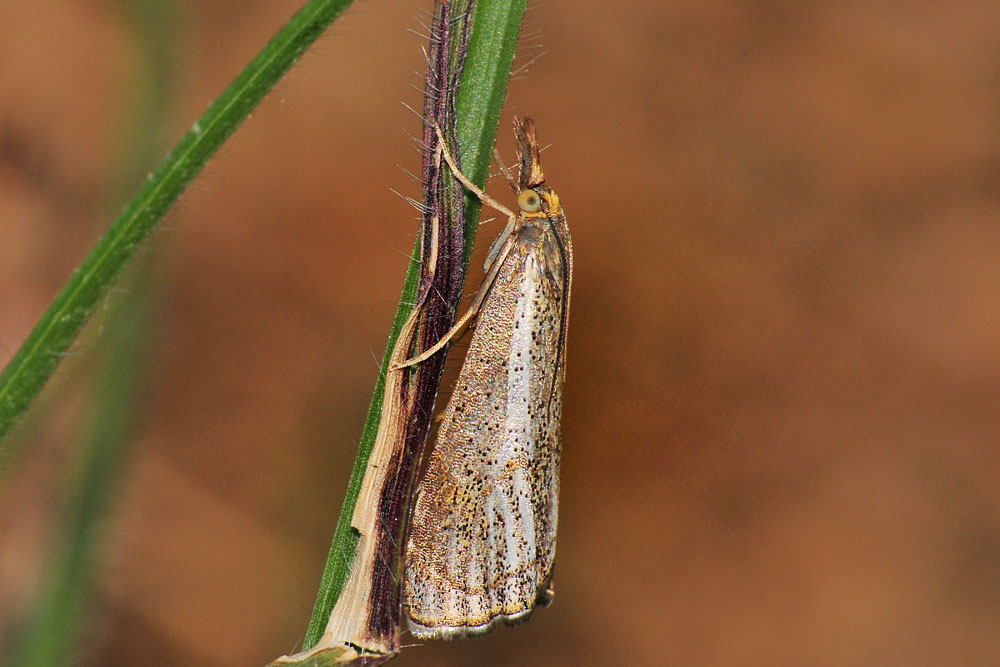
top-left (404, 239), bottom-right (566, 639)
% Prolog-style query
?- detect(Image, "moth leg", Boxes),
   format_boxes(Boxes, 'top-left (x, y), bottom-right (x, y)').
top-left (483, 215), bottom-right (516, 271)
top-left (392, 238), bottom-right (515, 370)
top-left (392, 306), bottom-right (477, 370)
top-left (434, 125), bottom-right (516, 219)
top-left (431, 124), bottom-right (521, 273)
top-left (392, 126), bottom-right (522, 371)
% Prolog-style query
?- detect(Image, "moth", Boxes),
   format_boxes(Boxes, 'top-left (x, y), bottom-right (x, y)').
top-left (399, 117), bottom-right (572, 639)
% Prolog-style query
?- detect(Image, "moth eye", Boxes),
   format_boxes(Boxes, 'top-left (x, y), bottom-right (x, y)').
top-left (518, 190), bottom-right (542, 212)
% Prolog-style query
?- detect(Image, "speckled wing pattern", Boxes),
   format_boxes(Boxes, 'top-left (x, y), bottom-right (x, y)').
top-left (404, 181), bottom-right (572, 640)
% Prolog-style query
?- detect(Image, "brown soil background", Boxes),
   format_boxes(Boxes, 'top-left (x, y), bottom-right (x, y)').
top-left (3, 1), bottom-right (1000, 665)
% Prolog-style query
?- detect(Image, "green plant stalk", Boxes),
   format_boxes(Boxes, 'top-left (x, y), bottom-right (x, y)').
top-left (9, 2), bottom-right (175, 664)
top-left (0, 0), bottom-right (356, 445)
top-left (300, 0), bottom-right (527, 650)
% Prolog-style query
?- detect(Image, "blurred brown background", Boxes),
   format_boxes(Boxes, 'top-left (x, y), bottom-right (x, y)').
top-left (3, 1), bottom-right (1000, 665)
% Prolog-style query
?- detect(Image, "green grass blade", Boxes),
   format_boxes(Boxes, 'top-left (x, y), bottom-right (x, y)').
top-left (9, 1), bottom-right (176, 664)
top-left (299, 0), bottom-right (527, 650)
top-left (0, 0), bottom-right (356, 445)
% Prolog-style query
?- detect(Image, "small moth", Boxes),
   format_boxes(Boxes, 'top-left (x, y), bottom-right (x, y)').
top-left (400, 117), bottom-right (572, 639)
